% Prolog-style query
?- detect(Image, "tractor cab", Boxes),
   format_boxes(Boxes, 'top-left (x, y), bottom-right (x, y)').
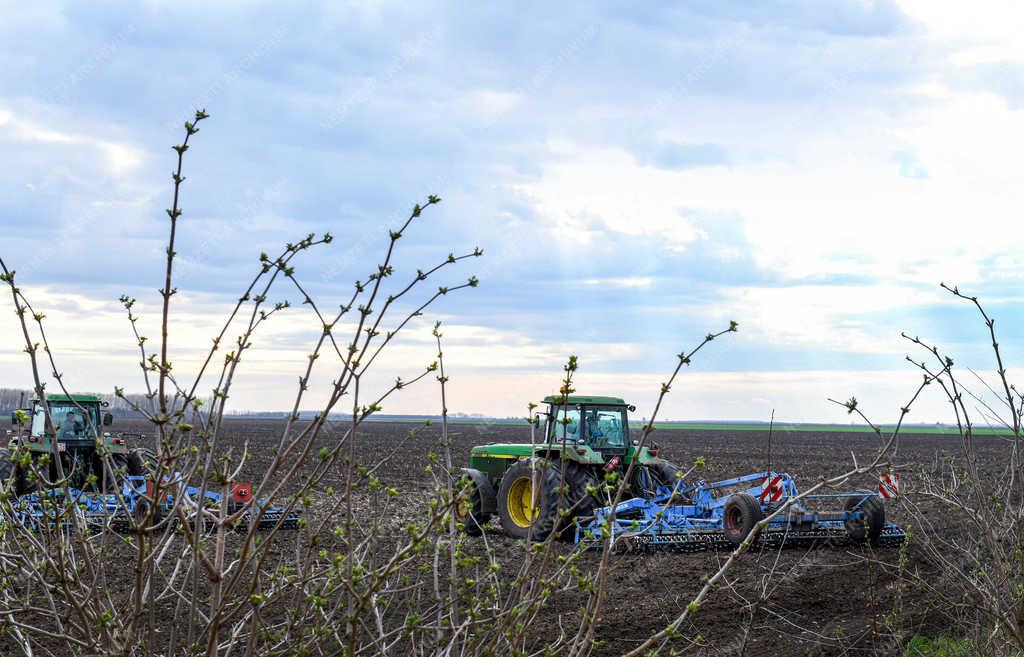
top-left (542, 395), bottom-right (635, 459)
top-left (10, 394), bottom-right (119, 454)
top-left (4, 393), bottom-right (140, 494)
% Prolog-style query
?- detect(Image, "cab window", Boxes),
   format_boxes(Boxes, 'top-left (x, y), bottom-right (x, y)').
top-left (548, 408), bottom-right (581, 442)
top-left (31, 403), bottom-right (98, 439)
top-left (583, 406), bottom-right (627, 448)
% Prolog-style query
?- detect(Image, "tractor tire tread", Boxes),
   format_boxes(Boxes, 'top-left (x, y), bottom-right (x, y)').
top-left (460, 479), bottom-right (491, 537)
top-left (638, 460), bottom-right (684, 498)
top-left (844, 495), bottom-right (885, 544)
top-left (497, 458), bottom-right (563, 541)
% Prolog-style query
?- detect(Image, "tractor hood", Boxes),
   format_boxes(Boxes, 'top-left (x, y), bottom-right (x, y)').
top-left (470, 442), bottom-right (661, 466)
top-left (470, 443), bottom-right (536, 459)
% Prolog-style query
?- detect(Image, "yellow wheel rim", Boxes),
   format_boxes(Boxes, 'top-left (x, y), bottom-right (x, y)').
top-left (456, 495), bottom-right (471, 521)
top-left (506, 476), bottom-right (538, 528)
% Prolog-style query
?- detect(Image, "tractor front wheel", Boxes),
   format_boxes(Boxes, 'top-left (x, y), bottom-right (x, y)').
top-left (497, 459), bottom-right (563, 541)
top-left (844, 496), bottom-right (885, 544)
top-left (456, 478), bottom-right (491, 536)
top-left (0, 448), bottom-right (26, 495)
top-left (723, 493), bottom-right (764, 544)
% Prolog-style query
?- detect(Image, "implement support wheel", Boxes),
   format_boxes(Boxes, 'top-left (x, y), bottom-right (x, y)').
top-left (844, 495), bottom-right (885, 545)
top-left (723, 493), bottom-right (764, 544)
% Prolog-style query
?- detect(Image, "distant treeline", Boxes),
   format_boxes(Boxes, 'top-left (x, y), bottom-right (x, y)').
top-left (0, 389), bottom-right (147, 416)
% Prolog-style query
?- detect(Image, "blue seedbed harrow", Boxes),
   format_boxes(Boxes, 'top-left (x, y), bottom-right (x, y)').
top-left (576, 471), bottom-right (905, 553)
top-left (7, 476), bottom-right (300, 532)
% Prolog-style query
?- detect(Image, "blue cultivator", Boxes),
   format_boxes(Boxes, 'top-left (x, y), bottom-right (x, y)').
top-left (576, 471), bottom-right (905, 552)
top-left (7, 476), bottom-right (300, 532)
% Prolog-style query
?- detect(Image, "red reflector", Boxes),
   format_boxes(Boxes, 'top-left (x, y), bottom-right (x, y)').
top-left (650, 450), bottom-right (659, 457)
top-left (230, 482), bottom-right (252, 504)
top-left (144, 481), bottom-right (168, 502)
top-left (576, 448), bottom-right (586, 455)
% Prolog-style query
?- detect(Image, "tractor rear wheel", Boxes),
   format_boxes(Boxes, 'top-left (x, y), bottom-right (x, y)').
top-left (0, 448), bottom-right (21, 494)
top-left (564, 462), bottom-right (602, 518)
top-left (497, 459), bottom-right (563, 541)
top-left (456, 478), bottom-right (491, 536)
top-left (723, 493), bottom-right (764, 544)
top-left (0, 449), bottom-right (30, 495)
top-left (126, 449), bottom-right (147, 479)
top-left (636, 460), bottom-right (683, 497)
top-left (131, 448), bottom-right (158, 479)
top-left (844, 496), bottom-right (885, 544)
top-left (101, 451), bottom-right (145, 492)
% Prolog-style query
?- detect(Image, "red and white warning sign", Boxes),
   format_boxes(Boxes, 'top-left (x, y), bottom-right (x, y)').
top-left (760, 474), bottom-right (785, 503)
top-left (878, 472), bottom-right (900, 499)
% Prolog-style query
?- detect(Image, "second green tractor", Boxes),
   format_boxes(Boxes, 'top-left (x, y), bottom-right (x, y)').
top-left (459, 395), bottom-right (681, 540)
top-left (4, 394), bottom-right (150, 493)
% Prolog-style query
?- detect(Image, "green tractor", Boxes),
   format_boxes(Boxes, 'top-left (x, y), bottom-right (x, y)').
top-left (459, 395), bottom-right (680, 540)
top-left (3, 394), bottom-right (149, 493)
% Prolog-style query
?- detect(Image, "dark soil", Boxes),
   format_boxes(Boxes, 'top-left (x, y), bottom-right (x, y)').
top-left (92, 419), bottom-right (995, 655)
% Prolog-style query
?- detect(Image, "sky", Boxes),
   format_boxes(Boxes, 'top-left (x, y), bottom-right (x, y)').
top-left (1, 1), bottom-right (1023, 423)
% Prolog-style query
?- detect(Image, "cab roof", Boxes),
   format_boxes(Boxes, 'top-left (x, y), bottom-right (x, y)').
top-left (45, 394), bottom-right (104, 404)
top-left (542, 395), bottom-right (627, 406)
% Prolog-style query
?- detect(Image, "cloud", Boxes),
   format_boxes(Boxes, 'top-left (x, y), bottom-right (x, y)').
top-left (580, 277), bottom-right (653, 288)
top-left (513, 145), bottom-right (702, 251)
top-left (715, 283), bottom-right (946, 355)
top-left (0, 107), bottom-right (144, 176)
top-left (456, 89), bottom-right (522, 124)
top-left (645, 142), bottom-right (730, 170)
top-left (514, 76), bottom-right (1024, 290)
top-left (0, 2), bottom-right (1021, 419)
top-left (896, 1), bottom-right (1024, 62)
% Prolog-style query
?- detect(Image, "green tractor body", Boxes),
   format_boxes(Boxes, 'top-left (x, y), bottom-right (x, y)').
top-left (460, 395), bottom-right (679, 540)
top-left (10, 394), bottom-right (125, 455)
top-left (5, 393), bottom-right (145, 493)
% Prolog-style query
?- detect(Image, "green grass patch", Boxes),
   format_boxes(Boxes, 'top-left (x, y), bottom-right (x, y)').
top-left (902, 635), bottom-right (974, 657)
top-left (651, 422), bottom-right (1013, 436)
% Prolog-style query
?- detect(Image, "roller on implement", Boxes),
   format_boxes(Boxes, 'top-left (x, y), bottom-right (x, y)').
top-left (575, 471), bottom-right (906, 552)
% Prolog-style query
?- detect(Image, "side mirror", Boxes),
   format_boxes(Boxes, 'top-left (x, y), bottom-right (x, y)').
top-left (103, 412), bottom-right (113, 427)
top-left (10, 412), bottom-right (17, 425)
